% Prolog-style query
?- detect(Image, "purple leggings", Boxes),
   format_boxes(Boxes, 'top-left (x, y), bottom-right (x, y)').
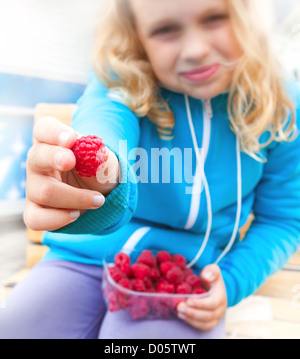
top-left (0, 260), bottom-right (225, 339)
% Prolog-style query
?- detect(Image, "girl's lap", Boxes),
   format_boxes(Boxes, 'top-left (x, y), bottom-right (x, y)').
top-left (99, 310), bottom-right (225, 339)
top-left (0, 260), bottom-right (106, 339)
top-left (0, 259), bottom-right (225, 339)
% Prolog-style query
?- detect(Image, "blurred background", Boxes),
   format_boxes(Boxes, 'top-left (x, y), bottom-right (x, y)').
top-left (0, 0), bottom-right (299, 281)
top-left (0, 0), bottom-right (103, 282)
top-left (0, 0), bottom-right (102, 220)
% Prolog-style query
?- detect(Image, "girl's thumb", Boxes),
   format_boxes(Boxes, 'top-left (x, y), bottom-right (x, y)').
top-left (201, 264), bottom-right (221, 283)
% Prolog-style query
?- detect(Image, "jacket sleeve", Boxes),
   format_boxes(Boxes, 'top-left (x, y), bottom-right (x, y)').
top-left (219, 85), bottom-right (300, 307)
top-left (54, 71), bottom-right (140, 235)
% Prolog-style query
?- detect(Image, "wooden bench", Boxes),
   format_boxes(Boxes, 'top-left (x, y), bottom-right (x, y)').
top-left (226, 252), bottom-right (300, 339)
top-left (2, 104), bottom-right (300, 339)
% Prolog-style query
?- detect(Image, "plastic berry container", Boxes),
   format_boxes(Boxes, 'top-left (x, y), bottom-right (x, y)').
top-left (102, 249), bottom-right (211, 320)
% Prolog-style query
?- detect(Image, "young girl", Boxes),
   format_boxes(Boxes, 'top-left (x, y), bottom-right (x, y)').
top-left (1, 0), bottom-right (300, 339)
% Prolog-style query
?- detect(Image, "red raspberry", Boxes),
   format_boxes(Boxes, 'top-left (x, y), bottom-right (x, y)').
top-left (132, 278), bottom-right (147, 292)
top-left (183, 268), bottom-right (194, 278)
top-left (129, 298), bottom-right (150, 320)
top-left (149, 267), bottom-right (160, 282)
top-left (160, 261), bottom-right (177, 277)
top-left (116, 278), bottom-right (132, 309)
top-left (107, 292), bottom-right (120, 312)
top-left (71, 135), bottom-right (108, 177)
top-left (176, 283), bottom-right (192, 294)
top-left (131, 263), bottom-right (150, 280)
top-left (114, 253), bottom-right (131, 277)
top-left (137, 250), bottom-right (157, 268)
top-left (185, 274), bottom-right (202, 288)
top-left (172, 254), bottom-right (187, 269)
top-left (152, 298), bottom-right (170, 318)
top-left (166, 267), bottom-right (184, 285)
top-left (192, 287), bottom-right (207, 295)
top-left (146, 288), bottom-right (156, 293)
top-left (156, 250), bottom-right (172, 264)
top-left (117, 277), bottom-right (133, 290)
top-left (109, 266), bottom-right (125, 283)
top-left (115, 252), bottom-right (130, 267)
top-left (157, 281), bottom-right (175, 294)
top-left (144, 277), bottom-right (153, 290)
top-left (123, 265), bottom-right (132, 277)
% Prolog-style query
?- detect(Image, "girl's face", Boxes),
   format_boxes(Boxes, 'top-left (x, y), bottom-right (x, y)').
top-left (129, 0), bottom-right (243, 99)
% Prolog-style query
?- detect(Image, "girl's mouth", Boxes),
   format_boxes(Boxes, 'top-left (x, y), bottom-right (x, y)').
top-left (180, 64), bottom-right (220, 82)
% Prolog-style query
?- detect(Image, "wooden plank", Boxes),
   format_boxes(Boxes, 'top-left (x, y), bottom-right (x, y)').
top-left (226, 320), bottom-right (300, 339)
top-left (271, 297), bottom-right (300, 322)
top-left (268, 320), bottom-right (300, 339)
top-left (226, 295), bottom-right (300, 339)
top-left (34, 103), bottom-right (76, 126)
top-left (0, 269), bottom-right (30, 303)
top-left (2, 269), bottom-right (30, 288)
top-left (26, 228), bottom-right (44, 244)
top-left (239, 213), bottom-right (254, 241)
top-left (226, 296), bottom-right (272, 330)
top-left (227, 296), bottom-right (300, 324)
top-left (288, 249), bottom-right (300, 267)
top-left (255, 270), bottom-right (300, 300)
top-left (26, 243), bottom-right (49, 269)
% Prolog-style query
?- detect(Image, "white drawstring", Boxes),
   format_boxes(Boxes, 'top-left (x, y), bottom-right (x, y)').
top-left (215, 138), bottom-right (242, 264)
top-left (184, 94), bottom-right (242, 268)
top-left (184, 95), bottom-right (213, 268)
top-left (184, 98), bottom-right (211, 230)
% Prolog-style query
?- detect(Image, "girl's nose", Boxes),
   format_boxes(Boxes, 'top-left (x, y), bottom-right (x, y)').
top-left (181, 29), bottom-right (210, 63)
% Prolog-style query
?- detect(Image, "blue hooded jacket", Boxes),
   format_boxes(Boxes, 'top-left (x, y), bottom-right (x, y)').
top-left (43, 72), bottom-right (300, 307)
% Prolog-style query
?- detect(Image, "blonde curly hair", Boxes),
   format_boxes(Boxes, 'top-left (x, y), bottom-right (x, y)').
top-left (93, 0), bottom-right (296, 160)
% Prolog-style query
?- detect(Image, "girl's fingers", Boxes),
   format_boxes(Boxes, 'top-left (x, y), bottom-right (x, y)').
top-left (185, 295), bottom-right (219, 311)
top-left (23, 200), bottom-right (80, 232)
top-left (177, 303), bottom-right (225, 331)
top-left (176, 267), bottom-right (227, 332)
top-left (26, 174), bottom-right (105, 210)
top-left (33, 116), bottom-right (78, 148)
top-left (27, 143), bottom-right (76, 172)
top-left (177, 303), bottom-right (215, 323)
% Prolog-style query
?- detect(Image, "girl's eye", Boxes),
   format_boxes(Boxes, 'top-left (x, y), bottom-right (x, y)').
top-left (205, 14), bottom-right (228, 24)
top-left (152, 25), bottom-right (180, 37)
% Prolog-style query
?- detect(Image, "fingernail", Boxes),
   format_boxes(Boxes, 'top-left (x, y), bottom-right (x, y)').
top-left (203, 271), bottom-right (213, 281)
top-left (70, 210), bottom-right (80, 221)
top-left (58, 131), bottom-right (72, 147)
top-left (187, 300), bottom-right (196, 307)
top-left (177, 303), bottom-right (187, 314)
top-left (93, 195), bottom-right (105, 207)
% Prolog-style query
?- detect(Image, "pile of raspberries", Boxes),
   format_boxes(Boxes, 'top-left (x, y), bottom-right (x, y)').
top-left (104, 249), bottom-right (207, 320)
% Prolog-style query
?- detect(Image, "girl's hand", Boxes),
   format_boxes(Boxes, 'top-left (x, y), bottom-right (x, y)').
top-left (24, 116), bottom-right (120, 232)
top-left (177, 264), bottom-right (227, 331)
